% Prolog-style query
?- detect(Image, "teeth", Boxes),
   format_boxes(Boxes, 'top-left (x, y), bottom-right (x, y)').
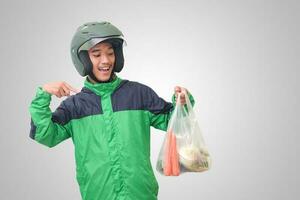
top-left (99, 67), bottom-right (110, 71)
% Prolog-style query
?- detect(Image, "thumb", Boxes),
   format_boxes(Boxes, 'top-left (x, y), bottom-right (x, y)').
top-left (174, 86), bottom-right (181, 93)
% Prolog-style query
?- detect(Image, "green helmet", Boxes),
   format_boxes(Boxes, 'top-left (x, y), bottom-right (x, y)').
top-left (70, 21), bottom-right (125, 76)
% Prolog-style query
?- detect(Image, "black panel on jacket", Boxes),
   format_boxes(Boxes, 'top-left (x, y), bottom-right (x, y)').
top-left (111, 81), bottom-right (173, 114)
top-left (29, 118), bottom-right (37, 139)
top-left (51, 88), bottom-right (103, 125)
top-left (29, 88), bottom-right (103, 139)
top-left (30, 80), bottom-right (173, 138)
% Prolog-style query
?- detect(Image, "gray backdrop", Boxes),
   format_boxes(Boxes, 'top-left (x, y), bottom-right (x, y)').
top-left (0, 0), bottom-right (299, 199)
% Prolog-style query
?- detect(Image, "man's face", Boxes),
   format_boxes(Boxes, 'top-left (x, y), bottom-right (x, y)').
top-left (88, 42), bottom-right (115, 82)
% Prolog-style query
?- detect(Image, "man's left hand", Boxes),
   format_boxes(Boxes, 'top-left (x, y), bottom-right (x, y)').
top-left (174, 86), bottom-right (188, 105)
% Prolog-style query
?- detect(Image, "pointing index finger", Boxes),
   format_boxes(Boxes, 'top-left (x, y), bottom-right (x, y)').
top-left (64, 82), bottom-right (80, 94)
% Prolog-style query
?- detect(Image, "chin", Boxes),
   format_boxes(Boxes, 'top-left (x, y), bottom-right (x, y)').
top-left (96, 75), bottom-right (111, 82)
top-left (97, 77), bottom-right (109, 82)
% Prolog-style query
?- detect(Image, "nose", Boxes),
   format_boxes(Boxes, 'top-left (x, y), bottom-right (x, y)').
top-left (100, 54), bottom-right (109, 64)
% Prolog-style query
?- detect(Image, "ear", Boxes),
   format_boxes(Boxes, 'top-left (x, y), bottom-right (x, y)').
top-left (78, 50), bottom-right (93, 76)
top-left (113, 46), bottom-right (124, 72)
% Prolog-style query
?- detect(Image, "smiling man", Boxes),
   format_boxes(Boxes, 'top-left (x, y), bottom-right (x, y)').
top-left (88, 42), bottom-right (115, 82)
top-left (29, 21), bottom-right (195, 200)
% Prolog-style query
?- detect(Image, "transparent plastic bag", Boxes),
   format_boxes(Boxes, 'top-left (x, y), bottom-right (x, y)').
top-left (156, 93), bottom-right (211, 176)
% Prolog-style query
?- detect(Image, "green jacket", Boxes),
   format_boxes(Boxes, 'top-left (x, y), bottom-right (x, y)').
top-left (29, 76), bottom-right (194, 200)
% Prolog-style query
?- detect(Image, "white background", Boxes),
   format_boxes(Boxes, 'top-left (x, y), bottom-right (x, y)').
top-left (0, 0), bottom-right (299, 199)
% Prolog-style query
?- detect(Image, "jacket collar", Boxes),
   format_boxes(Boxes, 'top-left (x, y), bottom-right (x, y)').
top-left (83, 76), bottom-right (123, 96)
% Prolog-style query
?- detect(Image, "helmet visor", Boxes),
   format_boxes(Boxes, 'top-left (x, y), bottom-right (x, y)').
top-left (78, 36), bottom-right (126, 52)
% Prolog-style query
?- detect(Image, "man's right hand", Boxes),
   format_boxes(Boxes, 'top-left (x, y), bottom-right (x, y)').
top-left (42, 81), bottom-right (80, 98)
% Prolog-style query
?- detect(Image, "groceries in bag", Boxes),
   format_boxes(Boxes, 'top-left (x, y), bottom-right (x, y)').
top-left (156, 92), bottom-right (211, 176)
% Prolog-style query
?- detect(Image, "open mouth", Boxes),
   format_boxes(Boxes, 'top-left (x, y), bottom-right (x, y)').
top-left (98, 67), bottom-right (111, 72)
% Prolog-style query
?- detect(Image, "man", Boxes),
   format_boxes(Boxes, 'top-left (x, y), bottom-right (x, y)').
top-left (29, 21), bottom-right (194, 200)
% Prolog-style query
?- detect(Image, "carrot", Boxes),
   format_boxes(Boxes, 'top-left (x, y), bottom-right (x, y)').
top-left (170, 132), bottom-right (180, 176)
top-left (163, 130), bottom-right (172, 176)
top-left (163, 129), bottom-right (180, 176)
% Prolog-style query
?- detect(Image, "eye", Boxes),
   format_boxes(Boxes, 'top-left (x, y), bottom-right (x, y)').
top-left (93, 54), bottom-right (101, 57)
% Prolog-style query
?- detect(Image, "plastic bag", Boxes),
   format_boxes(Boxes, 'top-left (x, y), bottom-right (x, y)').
top-left (156, 92), bottom-right (211, 176)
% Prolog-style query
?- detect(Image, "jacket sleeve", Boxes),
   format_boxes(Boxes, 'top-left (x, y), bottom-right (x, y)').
top-left (29, 87), bottom-right (72, 148)
top-left (148, 88), bottom-right (195, 131)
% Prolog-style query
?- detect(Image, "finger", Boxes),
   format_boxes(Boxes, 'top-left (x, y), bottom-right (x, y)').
top-left (180, 99), bottom-right (186, 105)
top-left (65, 82), bottom-right (80, 94)
top-left (52, 87), bottom-right (61, 97)
top-left (61, 84), bottom-right (70, 96)
top-left (182, 88), bottom-right (188, 95)
top-left (174, 86), bottom-right (181, 93)
top-left (178, 93), bottom-right (185, 102)
top-left (174, 87), bottom-right (181, 98)
top-left (55, 92), bottom-right (62, 98)
top-left (59, 87), bottom-right (67, 97)
top-left (180, 94), bottom-right (186, 105)
top-left (180, 93), bottom-right (185, 99)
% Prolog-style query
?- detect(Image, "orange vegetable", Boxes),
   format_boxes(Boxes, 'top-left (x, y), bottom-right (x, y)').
top-left (163, 130), bottom-right (172, 175)
top-left (171, 132), bottom-right (180, 176)
top-left (163, 129), bottom-right (180, 176)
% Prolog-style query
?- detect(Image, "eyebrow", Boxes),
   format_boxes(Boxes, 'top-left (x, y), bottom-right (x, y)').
top-left (91, 47), bottom-right (113, 53)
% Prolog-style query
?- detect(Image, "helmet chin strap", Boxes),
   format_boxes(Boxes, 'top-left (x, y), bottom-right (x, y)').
top-left (88, 72), bottom-right (116, 83)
